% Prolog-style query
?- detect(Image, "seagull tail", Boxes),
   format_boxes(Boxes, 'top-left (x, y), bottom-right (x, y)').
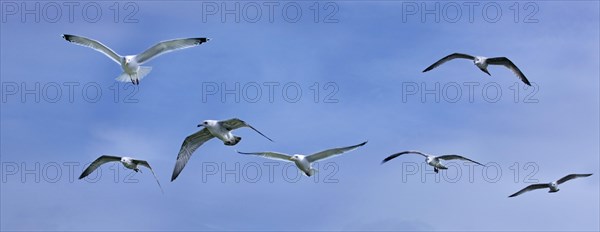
top-left (115, 72), bottom-right (131, 83)
top-left (231, 136), bottom-right (242, 146)
top-left (224, 136), bottom-right (242, 146)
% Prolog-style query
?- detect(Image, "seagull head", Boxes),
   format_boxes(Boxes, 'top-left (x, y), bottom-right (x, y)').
top-left (123, 56), bottom-right (134, 65)
top-left (198, 120), bottom-right (217, 127)
top-left (290, 155), bottom-right (302, 161)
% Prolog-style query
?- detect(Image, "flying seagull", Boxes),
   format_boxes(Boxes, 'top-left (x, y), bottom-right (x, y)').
top-left (509, 173), bottom-right (593, 198)
top-left (62, 34), bottom-right (209, 85)
top-left (422, 53), bottom-right (531, 86)
top-left (382, 150), bottom-right (485, 173)
top-left (79, 155), bottom-right (163, 193)
top-left (171, 118), bottom-right (273, 181)
top-left (237, 141), bottom-right (367, 177)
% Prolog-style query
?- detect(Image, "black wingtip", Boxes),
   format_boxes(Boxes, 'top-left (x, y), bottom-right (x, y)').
top-left (62, 34), bottom-right (71, 41)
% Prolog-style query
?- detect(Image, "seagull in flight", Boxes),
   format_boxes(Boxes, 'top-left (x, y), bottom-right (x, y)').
top-left (509, 173), bottom-right (593, 198)
top-left (422, 53), bottom-right (531, 86)
top-left (79, 155), bottom-right (163, 193)
top-left (62, 34), bottom-right (209, 85)
top-left (237, 141), bottom-right (367, 177)
top-left (171, 118), bottom-right (273, 181)
top-left (381, 150), bottom-right (485, 173)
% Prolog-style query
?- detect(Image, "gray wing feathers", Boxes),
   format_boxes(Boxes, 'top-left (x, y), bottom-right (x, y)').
top-left (135, 37), bottom-right (209, 64)
top-left (423, 53), bottom-right (475, 72)
top-left (382, 150), bottom-right (428, 164)
top-left (556, 173), bottom-right (593, 185)
top-left (220, 118), bottom-right (273, 142)
top-left (306, 141), bottom-right (367, 163)
top-left (79, 155), bottom-right (121, 179)
top-left (236, 151), bottom-right (292, 162)
top-left (508, 184), bottom-right (550, 197)
top-left (171, 128), bottom-right (214, 181)
top-left (134, 160), bottom-right (164, 193)
top-left (486, 57), bottom-right (531, 86)
top-left (437, 155), bottom-right (485, 166)
top-left (62, 34), bottom-right (121, 64)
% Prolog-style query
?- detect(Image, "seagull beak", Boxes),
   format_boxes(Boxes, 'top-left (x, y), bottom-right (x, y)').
top-left (197, 124), bottom-right (204, 127)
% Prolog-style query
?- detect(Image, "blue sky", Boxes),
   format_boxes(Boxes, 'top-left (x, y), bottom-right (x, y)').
top-left (1, 1), bottom-right (599, 231)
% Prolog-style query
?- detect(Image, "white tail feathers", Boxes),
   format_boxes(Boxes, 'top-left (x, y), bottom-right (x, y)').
top-left (115, 66), bottom-right (153, 84)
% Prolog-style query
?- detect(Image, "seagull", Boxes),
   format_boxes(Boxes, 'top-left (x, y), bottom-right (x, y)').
top-left (171, 118), bottom-right (273, 181)
top-left (62, 34), bottom-right (209, 85)
top-left (422, 53), bottom-right (531, 86)
top-left (237, 141), bottom-right (367, 177)
top-left (79, 155), bottom-right (163, 193)
top-left (381, 150), bottom-right (485, 173)
top-left (509, 173), bottom-right (593, 198)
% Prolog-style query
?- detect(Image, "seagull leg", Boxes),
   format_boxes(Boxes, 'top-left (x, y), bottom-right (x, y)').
top-left (434, 167), bottom-right (439, 173)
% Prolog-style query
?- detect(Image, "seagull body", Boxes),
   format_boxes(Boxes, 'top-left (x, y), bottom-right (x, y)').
top-left (382, 150), bottom-right (485, 173)
top-left (509, 173), bottom-right (593, 197)
top-left (237, 141), bottom-right (367, 177)
top-left (171, 118), bottom-right (273, 181)
top-left (423, 53), bottom-right (531, 86)
top-left (79, 155), bottom-right (163, 192)
top-left (62, 34), bottom-right (209, 85)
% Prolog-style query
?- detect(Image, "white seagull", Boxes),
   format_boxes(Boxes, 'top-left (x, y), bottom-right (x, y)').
top-left (237, 141), bottom-right (367, 177)
top-left (423, 53), bottom-right (531, 86)
top-left (79, 155), bottom-right (163, 193)
top-left (381, 150), bottom-right (485, 173)
top-left (509, 173), bottom-right (593, 198)
top-left (171, 118), bottom-right (273, 181)
top-left (62, 34), bottom-right (209, 85)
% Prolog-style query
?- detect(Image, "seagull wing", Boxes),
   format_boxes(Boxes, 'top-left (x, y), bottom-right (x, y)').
top-left (62, 34), bottom-right (121, 64)
top-left (236, 151), bottom-right (292, 162)
top-left (171, 128), bottom-right (214, 181)
top-left (219, 118), bottom-right (273, 142)
top-left (508, 183), bottom-right (550, 197)
top-left (79, 155), bottom-right (121, 179)
top-left (134, 37), bottom-right (209, 64)
top-left (556, 173), bottom-right (593, 185)
top-left (422, 53), bottom-right (475, 72)
top-left (381, 150), bottom-right (428, 164)
top-left (437, 155), bottom-right (485, 166)
top-left (133, 159), bottom-right (164, 193)
top-left (486, 57), bottom-right (531, 86)
top-left (306, 141), bottom-right (367, 163)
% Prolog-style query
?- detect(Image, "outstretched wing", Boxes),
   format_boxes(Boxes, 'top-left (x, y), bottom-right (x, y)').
top-left (486, 57), bottom-right (531, 86)
top-left (219, 118), bottom-right (273, 142)
top-left (79, 155), bottom-right (121, 179)
top-left (135, 37), bottom-right (209, 64)
top-left (381, 150), bottom-right (428, 164)
top-left (556, 173), bottom-right (593, 185)
top-left (62, 34), bottom-right (121, 64)
top-left (134, 160), bottom-right (164, 193)
top-left (306, 141), bottom-right (367, 163)
top-left (422, 53), bottom-right (475, 72)
top-left (508, 184), bottom-right (550, 197)
top-left (171, 128), bottom-right (214, 181)
top-left (437, 155), bottom-right (485, 166)
top-left (236, 151), bottom-right (292, 162)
